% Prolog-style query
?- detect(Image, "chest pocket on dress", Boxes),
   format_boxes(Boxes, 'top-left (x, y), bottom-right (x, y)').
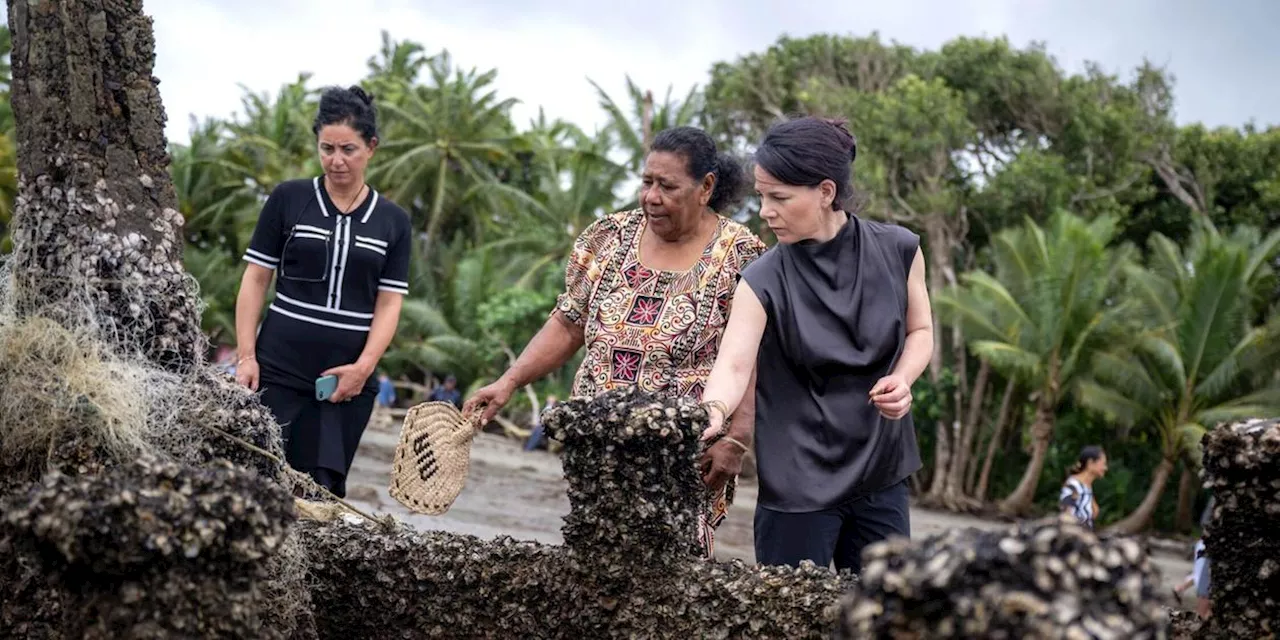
top-left (280, 224), bottom-right (333, 283)
top-left (352, 235), bottom-right (388, 270)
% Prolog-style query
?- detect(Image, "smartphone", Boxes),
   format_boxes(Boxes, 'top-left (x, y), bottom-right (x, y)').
top-left (315, 374), bottom-right (339, 401)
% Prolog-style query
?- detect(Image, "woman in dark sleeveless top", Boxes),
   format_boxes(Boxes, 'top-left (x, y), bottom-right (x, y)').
top-left (698, 116), bottom-right (935, 573)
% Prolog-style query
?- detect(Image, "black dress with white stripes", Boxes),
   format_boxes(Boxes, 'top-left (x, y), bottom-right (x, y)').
top-left (242, 176), bottom-right (411, 495)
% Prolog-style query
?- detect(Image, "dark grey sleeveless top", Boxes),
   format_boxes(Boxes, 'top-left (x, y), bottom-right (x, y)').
top-left (741, 213), bottom-right (922, 512)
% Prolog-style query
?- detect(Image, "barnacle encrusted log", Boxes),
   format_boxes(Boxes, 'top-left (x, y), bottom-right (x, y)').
top-left (836, 517), bottom-right (1171, 639)
top-left (1196, 417), bottom-right (1280, 640)
top-left (1170, 609), bottom-right (1202, 640)
top-left (544, 386), bottom-right (708, 560)
top-left (298, 388), bottom-right (853, 639)
top-left (0, 455), bottom-right (296, 639)
top-left (6, 0), bottom-right (204, 372)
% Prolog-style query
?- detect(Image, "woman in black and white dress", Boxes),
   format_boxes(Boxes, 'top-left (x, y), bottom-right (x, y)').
top-left (234, 85), bottom-right (412, 497)
top-left (1059, 445), bottom-right (1108, 529)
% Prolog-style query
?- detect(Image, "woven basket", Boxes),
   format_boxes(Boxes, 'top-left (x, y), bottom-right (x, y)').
top-left (388, 401), bottom-right (477, 515)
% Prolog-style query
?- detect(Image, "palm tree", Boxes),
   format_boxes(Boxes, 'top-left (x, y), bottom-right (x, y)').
top-left (371, 52), bottom-right (518, 265)
top-left (588, 75), bottom-right (702, 179)
top-left (940, 211), bottom-right (1137, 515)
top-left (173, 76), bottom-right (319, 256)
top-left (1077, 223), bottom-right (1280, 533)
top-left (364, 31), bottom-right (430, 100)
top-left (183, 244), bottom-right (244, 344)
top-left (478, 113), bottom-right (626, 287)
top-left (172, 78), bottom-right (320, 346)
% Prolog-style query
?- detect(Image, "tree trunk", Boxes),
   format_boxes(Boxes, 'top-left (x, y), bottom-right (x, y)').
top-left (1107, 457), bottom-right (1176, 535)
top-left (943, 359), bottom-right (989, 506)
top-left (1173, 463), bottom-right (1199, 533)
top-left (420, 153), bottom-right (450, 266)
top-left (7, 0), bottom-right (205, 372)
top-left (641, 90), bottom-right (655, 151)
top-left (922, 218), bottom-right (951, 498)
top-left (998, 399), bottom-right (1054, 515)
top-left (973, 377), bottom-right (1017, 500)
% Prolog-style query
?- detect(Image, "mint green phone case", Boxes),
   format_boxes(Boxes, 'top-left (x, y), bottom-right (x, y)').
top-left (315, 374), bottom-right (339, 401)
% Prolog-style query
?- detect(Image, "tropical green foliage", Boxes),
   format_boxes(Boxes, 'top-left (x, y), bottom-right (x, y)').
top-left (0, 27), bottom-right (1276, 534)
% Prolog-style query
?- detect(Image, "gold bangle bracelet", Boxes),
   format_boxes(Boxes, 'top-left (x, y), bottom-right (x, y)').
top-left (720, 435), bottom-right (750, 453)
top-left (702, 399), bottom-right (729, 419)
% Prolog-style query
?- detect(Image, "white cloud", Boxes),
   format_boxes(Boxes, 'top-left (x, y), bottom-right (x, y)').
top-left (144, 0), bottom-right (1280, 146)
top-left (150, 0), bottom-right (720, 143)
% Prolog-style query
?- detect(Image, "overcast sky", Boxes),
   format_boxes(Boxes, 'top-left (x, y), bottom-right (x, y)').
top-left (14, 1), bottom-right (1280, 143)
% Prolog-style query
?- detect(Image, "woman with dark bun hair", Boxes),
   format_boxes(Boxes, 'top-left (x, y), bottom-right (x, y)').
top-left (1059, 445), bottom-right (1107, 529)
top-left (698, 116), bottom-right (935, 573)
top-left (465, 126), bottom-right (768, 558)
top-left (234, 85), bottom-right (413, 498)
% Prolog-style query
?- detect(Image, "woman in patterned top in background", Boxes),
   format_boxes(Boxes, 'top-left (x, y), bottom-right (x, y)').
top-left (463, 126), bottom-right (767, 558)
top-left (1059, 445), bottom-right (1107, 529)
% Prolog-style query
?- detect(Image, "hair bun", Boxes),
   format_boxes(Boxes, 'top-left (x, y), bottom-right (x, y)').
top-left (348, 85), bottom-right (375, 106)
top-left (820, 118), bottom-right (857, 162)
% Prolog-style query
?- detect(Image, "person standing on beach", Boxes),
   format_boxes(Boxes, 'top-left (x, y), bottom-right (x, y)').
top-left (234, 85), bottom-right (412, 499)
top-left (1059, 446), bottom-right (1107, 529)
top-left (464, 126), bottom-right (768, 559)
top-left (697, 116), bottom-right (934, 573)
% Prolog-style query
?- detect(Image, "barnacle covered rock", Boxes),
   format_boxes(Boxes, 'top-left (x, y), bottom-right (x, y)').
top-left (1169, 609), bottom-right (1202, 639)
top-left (541, 385), bottom-right (708, 560)
top-left (297, 520), bottom-right (854, 639)
top-left (836, 517), bottom-right (1170, 639)
top-left (0, 454), bottom-right (295, 639)
top-left (1197, 417), bottom-right (1280, 639)
top-left (297, 387), bottom-right (853, 638)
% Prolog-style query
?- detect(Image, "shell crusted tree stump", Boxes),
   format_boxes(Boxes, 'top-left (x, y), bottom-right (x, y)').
top-left (0, 455), bottom-right (297, 639)
top-left (1196, 417), bottom-right (1280, 640)
top-left (6, 0), bottom-right (203, 372)
top-left (1, 1), bottom-right (310, 637)
top-left (298, 387), bottom-right (854, 639)
top-left (1, 0), bottom-right (287, 474)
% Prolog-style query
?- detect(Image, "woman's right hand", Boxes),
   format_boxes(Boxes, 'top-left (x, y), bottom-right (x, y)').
top-left (463, 378), bottom-right (515, 426)
top-left (236, 358), bottom-right (260, 391)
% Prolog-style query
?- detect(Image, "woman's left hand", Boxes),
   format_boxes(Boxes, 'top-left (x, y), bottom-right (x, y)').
top-left (321, 362), bottom-right (373, 403)
top-left (699, 407), bottom-right (726, 443)
top-left (870, 373), bottom-right (913, 419)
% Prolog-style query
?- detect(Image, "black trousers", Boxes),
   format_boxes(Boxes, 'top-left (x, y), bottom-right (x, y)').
top-left (754, 479), bottom-right (910, 574)
top-left (260, 381), bottom-right (376, 499)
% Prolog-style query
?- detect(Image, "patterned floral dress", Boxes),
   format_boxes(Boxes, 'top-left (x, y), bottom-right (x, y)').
top-left (555, 209), bottom-right (767, 557)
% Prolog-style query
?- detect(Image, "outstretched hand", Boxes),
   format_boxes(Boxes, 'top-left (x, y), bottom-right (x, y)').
top-left (699, 405), bottom-right (726, 443)
top-left (462, 378), bottom-right (515, 427)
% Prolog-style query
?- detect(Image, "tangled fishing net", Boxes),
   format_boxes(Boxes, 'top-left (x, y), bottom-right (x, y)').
top-left (1197, 417), bottom-right (1280, 639)
top-left (0, 262), bottom-right (315, 638)
top-left (835, 516), bottom-right (1171, 639)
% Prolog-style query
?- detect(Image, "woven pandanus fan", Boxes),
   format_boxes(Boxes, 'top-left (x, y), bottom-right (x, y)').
top-left (389, 401), bottom-right (477, 514)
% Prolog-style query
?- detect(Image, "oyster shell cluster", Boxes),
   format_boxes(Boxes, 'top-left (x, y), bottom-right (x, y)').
top-left (0, 454), bottom-right (295, 638)
top-left (297, 386), bottom-right (854, 639)
top-left (9, 174), bottom-right (207, 374)
top-left (836, 517), bottom-right (1171, 639)
top-left (1197, 417), bottom-right (1280, 639)
top-left (541, 385), bottom-right (710, 560)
